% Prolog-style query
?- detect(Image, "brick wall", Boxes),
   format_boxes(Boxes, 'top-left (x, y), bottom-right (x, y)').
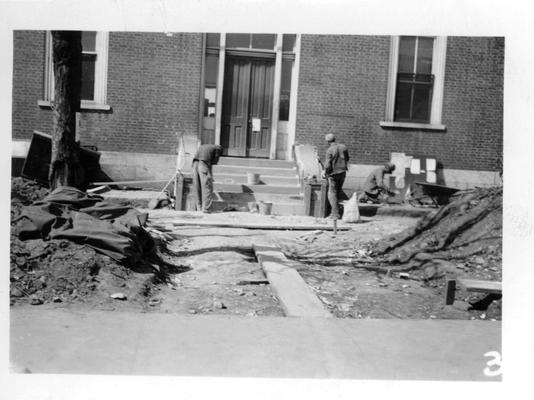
top-left (295, 35), bottom-right (504, 172)
top-left (12, 31), bottom-right (55, 138)
top-left (12, 31), bottom-right (203, 155)
top-left (13, 33), bottom-right (504, 171)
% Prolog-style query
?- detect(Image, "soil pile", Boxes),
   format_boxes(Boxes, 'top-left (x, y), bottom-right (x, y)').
top-left (281, 186), bottom-right (502, 319)
top-left (10, 178), bottom-right (181, 308)
top-left (11, 177), bottom-right (49, 220)
top-left (367, 186), bottom-right (502, 276)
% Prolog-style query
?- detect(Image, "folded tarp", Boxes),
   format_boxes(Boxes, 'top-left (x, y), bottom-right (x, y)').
top-left (16, 186), bottom-right (154, 264)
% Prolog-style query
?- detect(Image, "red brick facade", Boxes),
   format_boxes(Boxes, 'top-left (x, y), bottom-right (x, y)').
top-left (12, 31), bottom-right (203, 154)
top-left (12, 32), bottom-right (503, 172)
top-left (295, 35), bottom-right (504, 172)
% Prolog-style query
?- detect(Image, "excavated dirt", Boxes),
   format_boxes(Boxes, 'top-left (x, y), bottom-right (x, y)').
top-left (10, 178), bottom-right (283, 315)
top-left (10, 178), bottom-right (502, 321)
top-left (284, 187), bottom-right (503, 320)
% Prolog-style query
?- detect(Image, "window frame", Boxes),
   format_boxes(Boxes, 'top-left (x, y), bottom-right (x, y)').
top-left (380, 35), bottom-right (447, 131)
top-left (39, 31), bottom-right (110, 111)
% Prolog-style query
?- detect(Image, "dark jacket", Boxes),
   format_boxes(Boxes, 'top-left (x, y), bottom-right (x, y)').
top-left (193, 144), bottom-right (222, 173)
top-left (324, 143), bottom-right (349, 176)
top-left (363, 167), bottom-right (387, 194)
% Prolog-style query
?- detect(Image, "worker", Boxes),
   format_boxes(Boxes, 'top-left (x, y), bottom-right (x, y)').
top-left (360, 162), bottom-right (396, 203)
top-left (321, 133), bottom-right (349, 219)
top-left (192, 144), bottom-right (223, 213)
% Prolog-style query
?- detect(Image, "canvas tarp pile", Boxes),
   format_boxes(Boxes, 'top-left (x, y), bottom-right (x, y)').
top-left (16, 186), bottom-right (154, 264)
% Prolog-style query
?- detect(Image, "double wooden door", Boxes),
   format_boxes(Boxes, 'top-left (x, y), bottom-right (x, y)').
top-left (221, 56), bottom-right (275, 158)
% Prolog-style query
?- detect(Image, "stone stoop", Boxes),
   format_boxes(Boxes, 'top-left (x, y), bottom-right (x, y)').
top-left (209, 157), bottom-right (304, 215)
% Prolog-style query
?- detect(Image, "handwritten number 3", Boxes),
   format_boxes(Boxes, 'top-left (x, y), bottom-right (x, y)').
top-left (484, 351), bottom-right (502, 377)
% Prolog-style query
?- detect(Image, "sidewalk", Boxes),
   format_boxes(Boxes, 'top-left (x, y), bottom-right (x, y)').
top-left (10, 307), bottom-right (501, 381)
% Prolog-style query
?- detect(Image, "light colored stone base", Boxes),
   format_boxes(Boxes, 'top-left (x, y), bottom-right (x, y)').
top-left (343, 164), bottom-right (501, 191)
top-left (11, 140), bottom-right (501, 189)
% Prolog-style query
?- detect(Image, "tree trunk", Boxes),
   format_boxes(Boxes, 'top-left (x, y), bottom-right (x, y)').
top-left (49, 31), bottom-right (85, 190)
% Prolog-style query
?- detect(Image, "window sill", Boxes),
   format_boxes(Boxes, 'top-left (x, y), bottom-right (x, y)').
top-left (379, 121), bottom-right (446, 131)
top-left (38, 100), bottom-right (111, 111)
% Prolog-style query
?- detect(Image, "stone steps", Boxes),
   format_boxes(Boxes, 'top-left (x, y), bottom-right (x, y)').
top-left (213, 164), bottom-right (298, 177)
top-left (217, 157), bottom-right (295, 168)
top-left (215, 173), bottom-right (299, 186)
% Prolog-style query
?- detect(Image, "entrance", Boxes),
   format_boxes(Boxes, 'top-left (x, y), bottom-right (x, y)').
top-left (221, 56), bottom-right (275, 158)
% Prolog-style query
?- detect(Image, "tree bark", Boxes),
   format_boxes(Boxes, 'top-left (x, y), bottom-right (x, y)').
top-left (49, 31), bottom-right (85, 190)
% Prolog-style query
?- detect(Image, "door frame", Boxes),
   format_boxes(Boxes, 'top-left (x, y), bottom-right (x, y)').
top-left (211, 34), bottom-right (301, 160)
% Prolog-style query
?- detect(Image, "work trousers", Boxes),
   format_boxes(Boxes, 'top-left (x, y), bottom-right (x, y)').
top-left (327, 172), bottom-right (346, 218)
top-left (192, 160), bottom-right (214, 212)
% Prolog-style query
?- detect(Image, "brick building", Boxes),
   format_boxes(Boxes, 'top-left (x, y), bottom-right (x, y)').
top-left (12, 31), bottom-right (503, 190)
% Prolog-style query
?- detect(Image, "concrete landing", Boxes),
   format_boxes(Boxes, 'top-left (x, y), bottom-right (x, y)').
top-left (254, 244), bottom-right (332, 318)
top-left (10, 308), bottom-right (501, 381)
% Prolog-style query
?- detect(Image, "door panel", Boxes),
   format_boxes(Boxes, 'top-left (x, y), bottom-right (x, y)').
top-left (221, 56), bottom-right (275, 158)
top-left (221, 57), bottom-right (250, 156)
top-left (248, 60), bottom-right (274, 158)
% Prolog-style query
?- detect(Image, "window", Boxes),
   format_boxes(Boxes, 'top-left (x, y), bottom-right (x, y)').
top-left (41, 31), bottom-right (110, 110)
top-left (226, 33), bottom-right (276, 50)
top-left (381, 36), bottom-right (447, 130)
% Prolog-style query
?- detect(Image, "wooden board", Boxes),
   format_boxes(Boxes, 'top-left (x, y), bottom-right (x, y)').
top-left (171, 220), bottom-right (350, 231)
top-left (458, 279), bottom-right (502, 294)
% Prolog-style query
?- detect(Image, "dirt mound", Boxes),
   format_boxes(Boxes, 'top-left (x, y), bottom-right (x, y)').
top-left (10, 238), bottom-right (104, 303)
top-left (368, 186), bottom-right (502, 274)
top-left (9, 178), bottom-right (185, 309)
top-left (11, 177), bottom-right (49, 221)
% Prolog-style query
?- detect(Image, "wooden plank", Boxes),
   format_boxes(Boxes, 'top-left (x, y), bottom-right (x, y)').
top-left (253, 244), bottom-right (332, 318)
top-left (458, 279), bottom-right (502, 294)
top-left (91, 180), bottom-right (170, 186)
top-left (445, 279), bottom-right (456, 305)
top-left (171, 220), bottom-right (350, 231)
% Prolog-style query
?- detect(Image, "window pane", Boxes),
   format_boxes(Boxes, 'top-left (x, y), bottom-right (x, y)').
top-left (416, 37), bottom-right (434, 75)
top-left (398, 36), bottom-right (416, 73)
top-left (282, 34), bottom-right (296, 52)
top-left (394, 82), bottom-right (412, 121)
top-left (412, 85), bottom-right (432, 122)
top-left (206, 33), bottom-right (220, 48)
top-left (81, 53), bottom-right (96, 100)
top-left (81, 31), bottom-right (96, 52)
top-left (279, 59), bottom-right (293, 121)
top-left (251, 34), bottom-right (275, 50)
top-left (226, 33), bottom-right (250, 48)
top-left (203, 53), bottom-right (218, 141)
top-left (204, 53), bottom-right (219, 87)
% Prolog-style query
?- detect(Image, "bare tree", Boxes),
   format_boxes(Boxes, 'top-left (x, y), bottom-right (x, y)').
top-left (49, 31), bottom-right (85, 190)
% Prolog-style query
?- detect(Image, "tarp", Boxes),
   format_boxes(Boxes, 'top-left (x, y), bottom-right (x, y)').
top-left (16, 186), bottom-right (154, 264)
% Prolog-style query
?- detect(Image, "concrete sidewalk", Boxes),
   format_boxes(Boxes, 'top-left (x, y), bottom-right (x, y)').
top-left (10, 308), bottom-right (501, 381)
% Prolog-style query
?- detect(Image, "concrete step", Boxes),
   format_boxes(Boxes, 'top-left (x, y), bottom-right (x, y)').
top-left (216, 173), bottom-right (299, 186)
top-left (213, 165), bottom-right (297, 177)
top-left (214, 182), bottom-right (301, 195)
top-left (216, 192), bottom-right (303, 203)
top-left (218, 157), bottom-right (295, 168)
top-left (210, 200), bottom-right (305, 216)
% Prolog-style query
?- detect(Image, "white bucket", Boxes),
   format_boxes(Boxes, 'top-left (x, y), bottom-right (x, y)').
top-left (247, 172), bottom-right (260, 185)
top-left (258, 201), bottom-right (272, 215)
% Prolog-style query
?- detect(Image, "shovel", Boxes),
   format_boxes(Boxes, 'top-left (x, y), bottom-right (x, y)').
top-left (147, 173), bottom-right (177, 210)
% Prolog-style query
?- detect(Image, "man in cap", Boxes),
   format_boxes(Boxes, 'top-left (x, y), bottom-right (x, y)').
top-left (192, 144), bottom-right (223, 213)
top-left (360, 162), bottom-right (396, 203)
top-left (321, 133), bottom-right (350, 219)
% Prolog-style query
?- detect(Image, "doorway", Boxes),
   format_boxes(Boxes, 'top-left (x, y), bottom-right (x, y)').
top-left (221, 56), bottom-right (275, 158)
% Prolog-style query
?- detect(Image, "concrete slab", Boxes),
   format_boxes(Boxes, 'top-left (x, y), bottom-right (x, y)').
top-left (254, 244), bottom-right (332, 318)
top-left (10, 308), bottom-right (501, 381)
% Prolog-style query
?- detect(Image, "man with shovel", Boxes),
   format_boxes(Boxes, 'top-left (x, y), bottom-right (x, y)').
top-left (192, 144), bottom-right (223, 213)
